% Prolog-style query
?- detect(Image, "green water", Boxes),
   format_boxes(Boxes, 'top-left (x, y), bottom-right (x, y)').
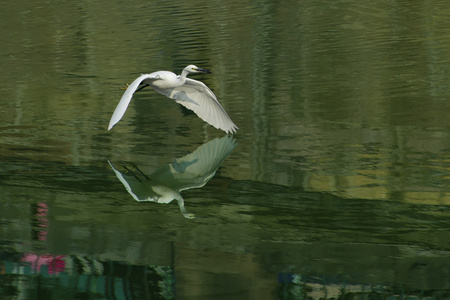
top-left (1, 0), bottom-right (449, 299)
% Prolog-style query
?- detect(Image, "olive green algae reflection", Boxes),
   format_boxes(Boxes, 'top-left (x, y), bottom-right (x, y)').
top-left (1, 0), bottom-right (450, 299)
top-left (1, 179), bottom-right (449, 299)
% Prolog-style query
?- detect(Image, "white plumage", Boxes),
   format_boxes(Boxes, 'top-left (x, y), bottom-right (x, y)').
top-left (108, 65), bottom-right (238, 134)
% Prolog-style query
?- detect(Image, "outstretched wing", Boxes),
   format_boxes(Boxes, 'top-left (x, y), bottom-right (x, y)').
top-left (154, 78), bottom-right (238, 134)
top-left (108, 74), bottom-right (155, 130)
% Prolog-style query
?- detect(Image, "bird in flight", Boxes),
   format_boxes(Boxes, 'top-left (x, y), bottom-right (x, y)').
top-left (108, 65), bottom-right (238, 134)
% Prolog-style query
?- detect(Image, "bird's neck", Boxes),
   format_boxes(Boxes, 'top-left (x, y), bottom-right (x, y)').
top-left (179, 69), bottom-right (189, 84)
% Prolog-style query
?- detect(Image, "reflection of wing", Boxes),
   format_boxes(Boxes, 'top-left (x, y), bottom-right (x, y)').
top-left (108, 160), bottom-right (157, 202)
top-left (150, 135), bottom-right (237, 191)
top-left (154, 79), bottom-right (238, 134)
top-left (109, 160), bottom-right (185, 205)
top-left (109, 160), bottom-right (194, 218)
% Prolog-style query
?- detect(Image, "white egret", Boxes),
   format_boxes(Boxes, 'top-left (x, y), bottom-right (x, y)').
top-left (108, 136), bottom-right (237, 219)
top-left (108, 65), bottom-right (238, 134)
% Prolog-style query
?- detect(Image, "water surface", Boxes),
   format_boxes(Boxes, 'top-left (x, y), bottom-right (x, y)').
top-left (1, 0), bottom-right (449, 299)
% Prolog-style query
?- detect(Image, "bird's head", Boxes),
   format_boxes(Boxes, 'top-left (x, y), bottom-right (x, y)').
top-left (185, 64), bottom-right (211, 74)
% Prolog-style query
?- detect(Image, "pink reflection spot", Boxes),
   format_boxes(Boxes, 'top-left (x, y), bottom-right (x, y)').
top-left (22, 254), bottom-right (66, 274)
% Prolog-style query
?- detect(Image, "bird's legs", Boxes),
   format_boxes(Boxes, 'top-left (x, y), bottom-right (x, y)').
top-left (120, 163), bottom-right (150, 181)
top-left (120, 83), bottom-right (130, 90)
top-left (136, 83), bottom-right (150, 92)
top-left (120, 83), bottom-right (149, 92)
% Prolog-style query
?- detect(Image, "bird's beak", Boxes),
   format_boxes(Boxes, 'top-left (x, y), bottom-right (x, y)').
top-left (195, 67), bottom-right (211, 74)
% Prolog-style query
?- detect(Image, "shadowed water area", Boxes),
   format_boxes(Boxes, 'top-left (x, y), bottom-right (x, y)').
top-left (1, 0), bottom-right (450, 299)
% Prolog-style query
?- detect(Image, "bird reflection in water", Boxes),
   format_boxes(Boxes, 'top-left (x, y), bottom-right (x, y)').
top-left (108, 136), bottom-right (237, 218)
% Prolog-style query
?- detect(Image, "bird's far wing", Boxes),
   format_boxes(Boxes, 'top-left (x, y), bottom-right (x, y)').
top-left (108, 74), bottom-right (155, 130)
top-left (154, 79), bottom-right (238, 134)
